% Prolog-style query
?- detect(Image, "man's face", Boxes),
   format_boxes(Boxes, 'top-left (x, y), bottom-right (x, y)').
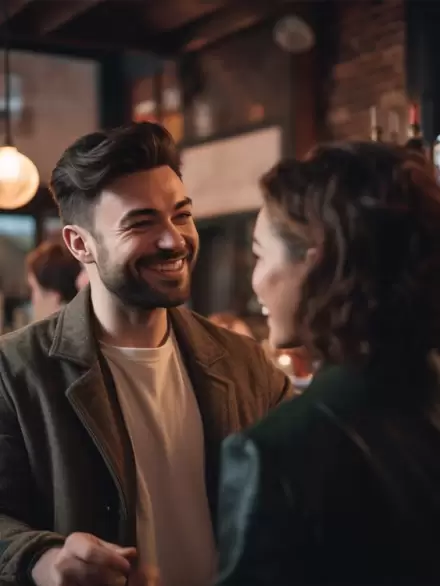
top-left (84, 166), bottom-right (199, 310)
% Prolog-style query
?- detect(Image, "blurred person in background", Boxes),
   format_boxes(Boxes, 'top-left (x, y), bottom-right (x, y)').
top-left (217, 142), bottom-right (440, 585)
top-left (208, 311), bottom-right (254, 337)
top-left (0, 122), bottom-right (292, 586)
top-left (27, 238), bottom-right (81, 321)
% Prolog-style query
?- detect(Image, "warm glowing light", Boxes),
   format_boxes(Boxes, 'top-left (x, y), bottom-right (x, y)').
top-left (0, 147), bottom-right (20, 179)
top-left (278, 354), bottom-right (292, 367)
top-left (0, 146), bottom-right (39, 209)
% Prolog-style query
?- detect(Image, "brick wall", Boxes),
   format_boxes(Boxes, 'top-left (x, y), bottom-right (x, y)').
top-left (185, 0), bottom-right (407, 150)
top-left (327, 0), bottom-right (407, 142)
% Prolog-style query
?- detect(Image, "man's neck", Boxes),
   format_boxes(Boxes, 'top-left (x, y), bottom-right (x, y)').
top-left (90, 285), bottom-right (169, 349)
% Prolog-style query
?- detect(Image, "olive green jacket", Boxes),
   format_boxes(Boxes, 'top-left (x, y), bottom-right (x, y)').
top-left (0, 287), bottom-right (291, 585)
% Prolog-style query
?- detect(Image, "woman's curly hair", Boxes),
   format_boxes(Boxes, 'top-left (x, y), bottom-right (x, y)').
top-left (260, 142), bottom-right (440, 365)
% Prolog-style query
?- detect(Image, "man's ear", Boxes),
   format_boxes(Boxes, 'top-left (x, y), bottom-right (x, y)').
top-left (62, 225), bottom-right (94, 265)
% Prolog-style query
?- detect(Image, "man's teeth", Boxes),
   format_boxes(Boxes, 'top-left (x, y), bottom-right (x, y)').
top-left (153, 260), bottom-right (184, 272)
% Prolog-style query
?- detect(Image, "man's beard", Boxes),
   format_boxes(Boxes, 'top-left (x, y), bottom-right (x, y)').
top-left (95, 243), bottom-right (197, 310)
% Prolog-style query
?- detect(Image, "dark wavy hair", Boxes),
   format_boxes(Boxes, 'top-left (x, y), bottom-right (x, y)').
top-left (50, 122), bottom-right (181, 227)
top-left (260, 142), bottom-right (440, 365)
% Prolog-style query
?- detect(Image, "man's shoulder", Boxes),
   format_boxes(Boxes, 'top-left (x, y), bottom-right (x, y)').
top-left (0, 312), bottom-right (60, 367)
top-left (174, 308), bottom-right (292, 421)
top-left (246, 364), bottom-right (371, 454)
top-left (180, 308), bottom-right (267, 359)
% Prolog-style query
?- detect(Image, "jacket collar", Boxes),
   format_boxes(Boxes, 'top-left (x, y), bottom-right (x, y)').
top-left (49, 285), bottom-right (227, 369)
top-left (48, 286), bottom-right (237, 539)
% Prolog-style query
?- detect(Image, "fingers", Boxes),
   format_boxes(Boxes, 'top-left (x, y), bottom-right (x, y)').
top-left (32, 534), bottom-right (138, 586)
top-left (101, 540), bottom-right (137, 560)
top-left (54, 555), bottom-right (129, 586)
top-left (62, 533), bottom-right (135, 575)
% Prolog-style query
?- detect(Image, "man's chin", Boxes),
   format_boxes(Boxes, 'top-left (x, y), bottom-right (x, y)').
top-left (110, 286), bottom-right (189, 311)
top-left (147, 285), bottom-right (191, 310)
top-left (158, 294), bottom-right (189, 309)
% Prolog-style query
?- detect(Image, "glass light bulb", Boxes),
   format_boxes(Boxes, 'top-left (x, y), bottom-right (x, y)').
top-left (0, 146), bottom-right (39, 210)
top-left (0, 147), bottom-right (20, 180)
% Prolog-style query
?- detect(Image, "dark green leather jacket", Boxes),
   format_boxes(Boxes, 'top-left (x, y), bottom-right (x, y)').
top-left (217, 361), bottom-right (440, 585)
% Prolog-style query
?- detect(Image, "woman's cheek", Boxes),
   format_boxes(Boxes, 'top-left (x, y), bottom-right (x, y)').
top-left (252, 263), bottom-right (267, 301)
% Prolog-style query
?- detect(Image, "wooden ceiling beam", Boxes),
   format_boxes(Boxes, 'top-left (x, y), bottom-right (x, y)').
top-left (0, 0), bottom-right (33, 26)
top-left (34, 0), bottom-right (105, 35)
top-left (4, 1), bottom-right (150, 53)
top-left (4, 0), bottom-right (285, 56)
top-left (8, 24), bottom-right (159, 56)
top-left (156, 0), bottom-right (283, 53)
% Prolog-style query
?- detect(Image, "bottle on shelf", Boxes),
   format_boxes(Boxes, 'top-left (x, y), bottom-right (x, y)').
top-left (370, 105), bottom-right (383, 142)
top-left (388, 110), bottom-right (400, 144)
top-left (407, 103), bottom-right (422, 139)
top-left (405, 102), bottom-right (428, 155)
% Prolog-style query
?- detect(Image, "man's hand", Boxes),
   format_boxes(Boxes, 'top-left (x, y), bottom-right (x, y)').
top-left (31, 532), bottom-right (136, 586)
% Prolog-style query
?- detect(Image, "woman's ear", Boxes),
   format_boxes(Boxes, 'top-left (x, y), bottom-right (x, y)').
top-left (305, 246), bottom-right (319, 269)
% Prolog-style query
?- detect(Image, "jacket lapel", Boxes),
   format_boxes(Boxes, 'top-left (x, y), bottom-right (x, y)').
top-left (48, 292), bottom-right (240, 537)
top-left (170, 306), bottom-right (240, 440)
top-left (170, 307), bottom-right (241, 528)
top-left (48, 288), bottom-right (137, 546)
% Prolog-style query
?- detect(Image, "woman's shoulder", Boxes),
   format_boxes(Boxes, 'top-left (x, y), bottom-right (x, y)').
top-left (245, 363), bottom-right (372, 457)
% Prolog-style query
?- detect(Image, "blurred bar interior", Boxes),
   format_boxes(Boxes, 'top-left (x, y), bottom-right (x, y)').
top-left (0, 0), bottom-right (438, 357)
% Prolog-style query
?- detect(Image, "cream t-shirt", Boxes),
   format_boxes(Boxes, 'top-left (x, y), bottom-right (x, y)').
top-left (101, 332), bottom-right (216, 586)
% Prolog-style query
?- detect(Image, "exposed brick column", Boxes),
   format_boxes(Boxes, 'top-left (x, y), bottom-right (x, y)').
top-left (327, 0), bottom-right (407, 142)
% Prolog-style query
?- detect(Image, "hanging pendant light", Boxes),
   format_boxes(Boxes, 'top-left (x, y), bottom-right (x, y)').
top-left (0, 0), bottom-right (39, 210)
top-left (273, 15), bottom-right (315, 54)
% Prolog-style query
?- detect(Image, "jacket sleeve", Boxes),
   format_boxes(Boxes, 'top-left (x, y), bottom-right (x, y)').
top-left (0, 377), bottom-right (65, 586)
top-left (216, 433), bottom-right (296, 586)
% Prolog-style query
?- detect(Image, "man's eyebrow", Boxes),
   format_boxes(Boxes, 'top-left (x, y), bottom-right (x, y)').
top-left (120, 208), bottom-right (158, 223)
top-left (175, 197), bottom-right (193, 210)
top-left (120, 197), bottom-right (193, 223)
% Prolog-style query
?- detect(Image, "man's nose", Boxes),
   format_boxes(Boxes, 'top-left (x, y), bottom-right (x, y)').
top-left (156, 227), bottom-right (185, 250)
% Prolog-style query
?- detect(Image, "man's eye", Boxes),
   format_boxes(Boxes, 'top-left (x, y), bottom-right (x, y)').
top-left (175, 212), bottom-right (192, 221)
top-left (130, 220), bottom-right (154, 229)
